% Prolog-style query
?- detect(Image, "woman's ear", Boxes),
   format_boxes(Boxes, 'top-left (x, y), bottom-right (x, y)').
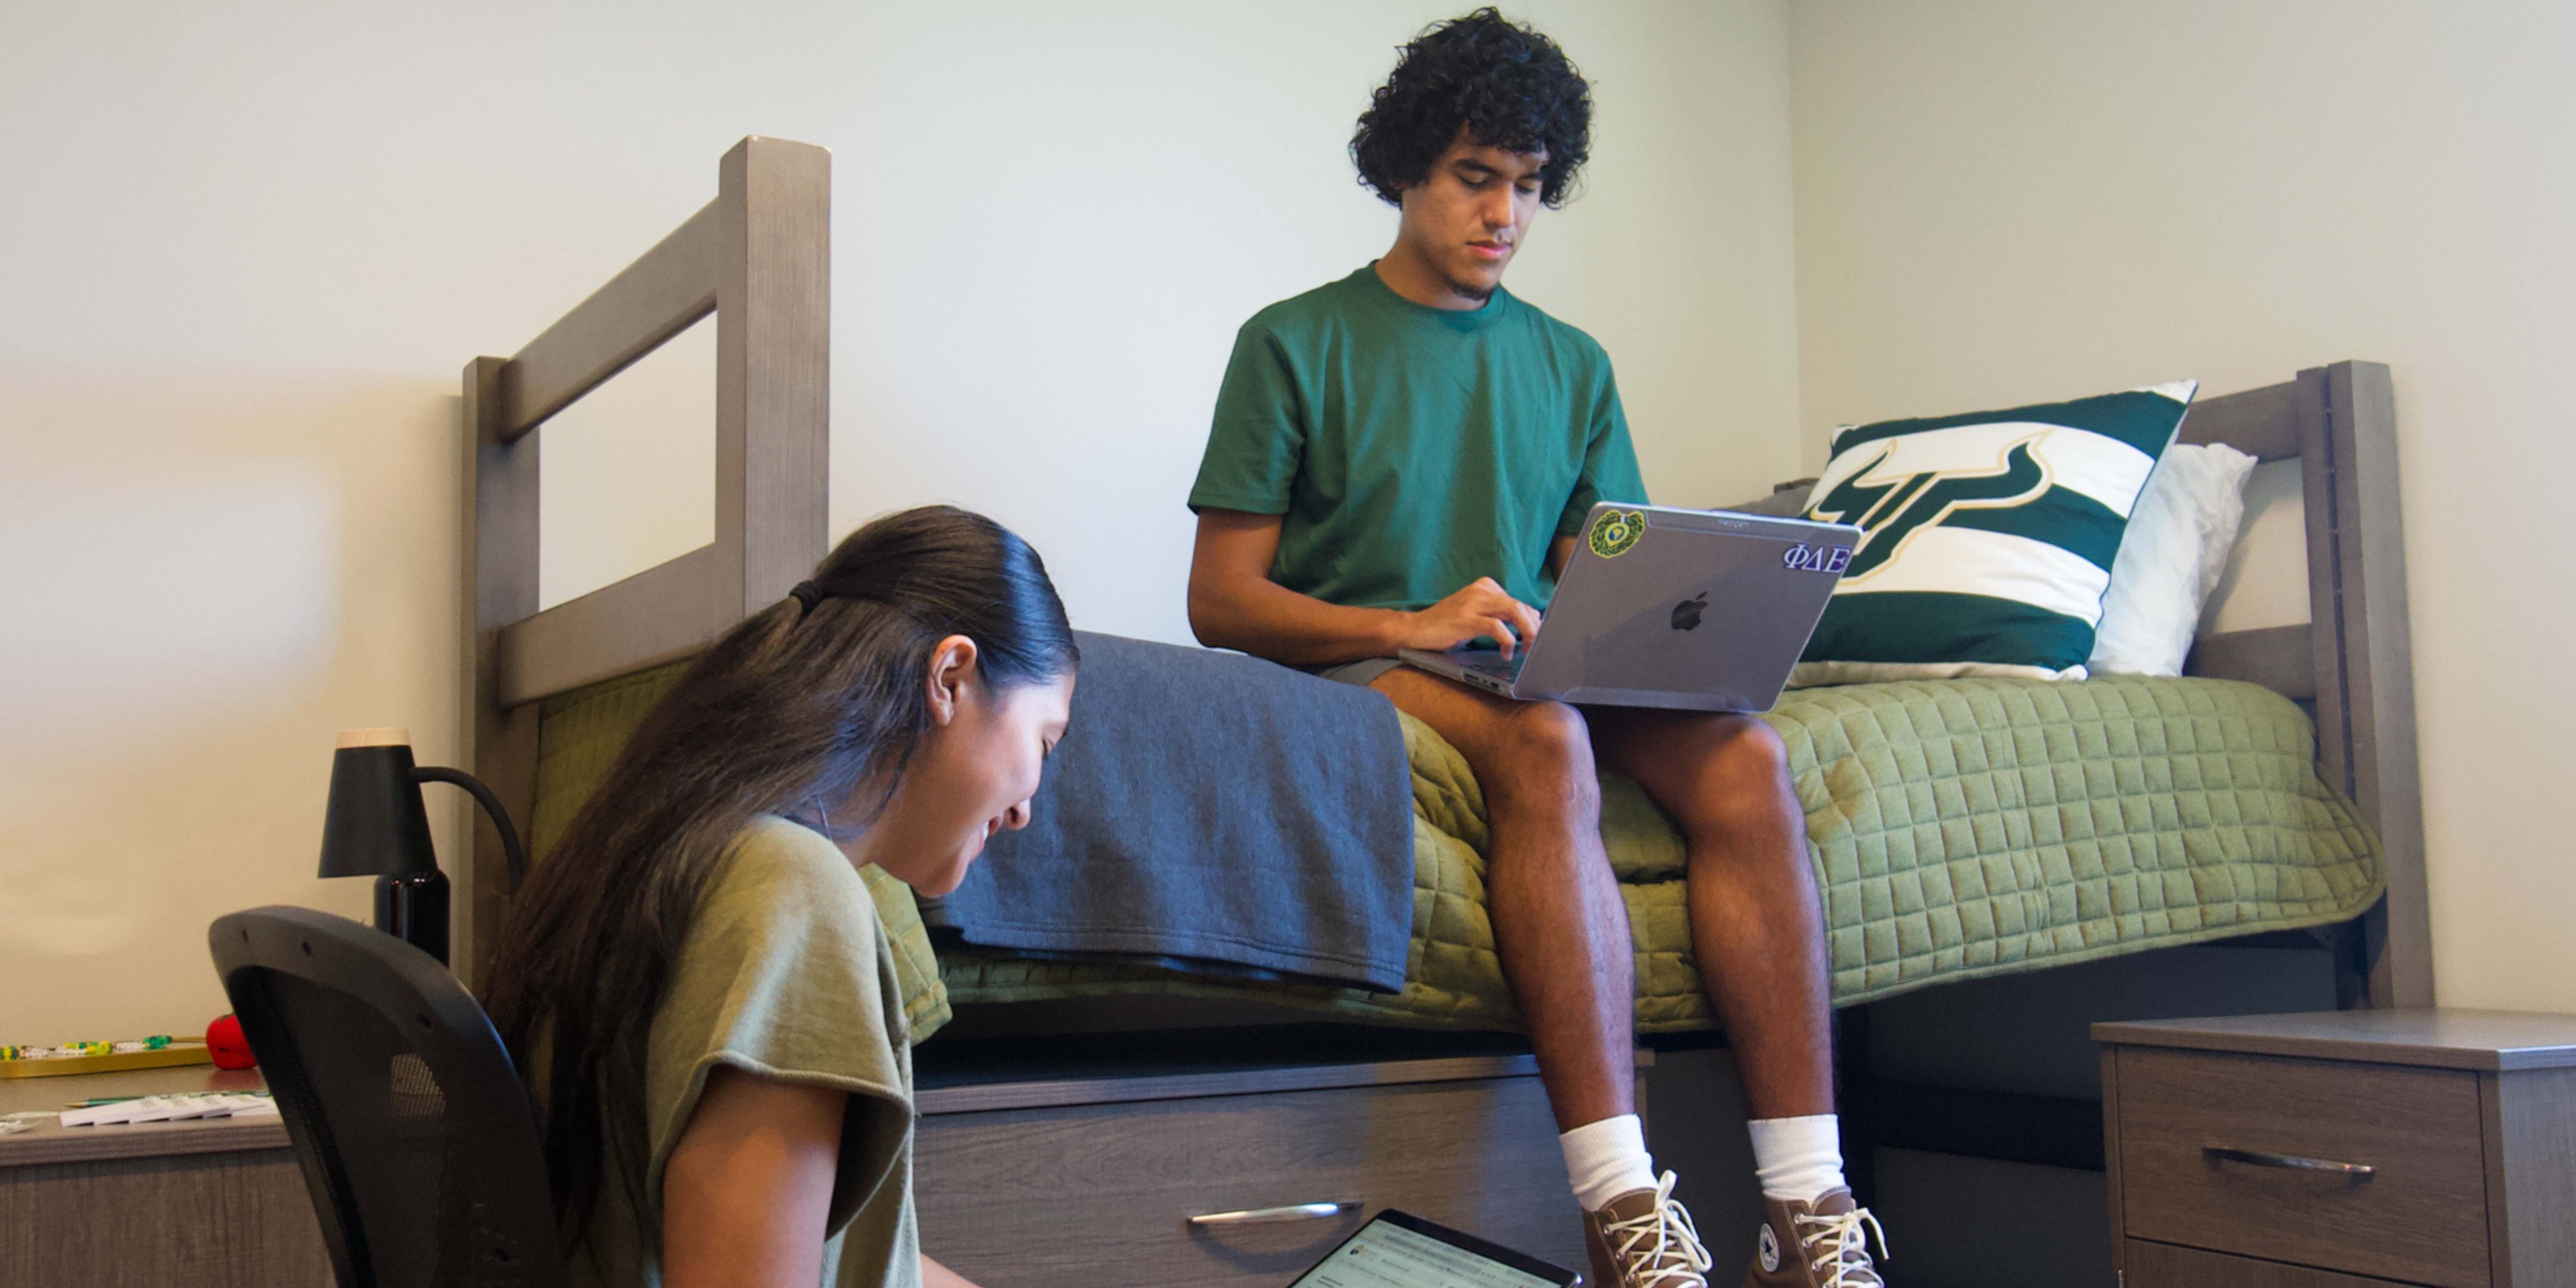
top-left (925, 635), bottom-right (981, 727)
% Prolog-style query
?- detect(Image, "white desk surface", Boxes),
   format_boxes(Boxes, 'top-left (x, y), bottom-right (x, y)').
top-left (0, 1064), bottom-right (286, 1167)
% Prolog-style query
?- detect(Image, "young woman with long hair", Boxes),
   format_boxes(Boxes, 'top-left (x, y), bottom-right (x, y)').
top-left (481, 505), bottom-right (1078, 1288)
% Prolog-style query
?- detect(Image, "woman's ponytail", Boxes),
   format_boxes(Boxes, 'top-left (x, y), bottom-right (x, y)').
top-left (480, 504), bottom-right (1076, 1238)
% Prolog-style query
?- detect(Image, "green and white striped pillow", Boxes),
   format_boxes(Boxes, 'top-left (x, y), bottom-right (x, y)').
top-left (1793, 381), bottom-right (2197, 686)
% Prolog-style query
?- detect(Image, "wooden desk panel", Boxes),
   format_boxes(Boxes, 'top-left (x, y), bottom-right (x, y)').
top-left (0, 1067), bottom-right (331, 1287)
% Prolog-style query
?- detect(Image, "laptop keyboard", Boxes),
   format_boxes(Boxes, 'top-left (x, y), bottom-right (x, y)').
top-left (1458, 652), bottom-right (1525, 681)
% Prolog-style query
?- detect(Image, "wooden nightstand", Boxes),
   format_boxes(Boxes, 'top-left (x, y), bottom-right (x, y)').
top-left (2094, 1010), bottom-right (2576, 1288)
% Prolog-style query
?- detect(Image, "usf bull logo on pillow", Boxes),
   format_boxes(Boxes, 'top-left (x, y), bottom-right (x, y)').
top-left (1794, 380), bottom-right (2196, 685)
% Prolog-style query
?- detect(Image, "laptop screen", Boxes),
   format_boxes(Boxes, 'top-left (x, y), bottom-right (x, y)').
top-left (1285, 1213), bottom-right (1569, 1288)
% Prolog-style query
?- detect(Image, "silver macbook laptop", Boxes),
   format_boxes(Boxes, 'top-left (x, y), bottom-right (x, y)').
top-left (1398, 502), bottom-right (1859, 713)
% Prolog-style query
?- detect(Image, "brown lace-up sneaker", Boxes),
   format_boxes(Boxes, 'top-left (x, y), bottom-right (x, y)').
top-left (1581, 1171), bottom-right (1714, 1288)
top-left (1744, 1187), bottom-right (1887, 1288)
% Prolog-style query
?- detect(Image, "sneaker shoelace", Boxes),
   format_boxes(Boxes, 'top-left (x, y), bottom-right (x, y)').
top-left (1600, 1171), bottom-right (1714, 1288)
top-left (1792, 1205), bottom-right (1889, 1288)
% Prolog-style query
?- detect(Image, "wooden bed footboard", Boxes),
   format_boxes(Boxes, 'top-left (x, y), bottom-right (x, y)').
top-left (457, 136), bottom-right (830, 982)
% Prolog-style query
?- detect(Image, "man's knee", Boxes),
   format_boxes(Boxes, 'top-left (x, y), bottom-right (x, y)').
top-left (1653, 715), bottom-right (1793, 834)
top-left (1480, 701), bottom-right (1599, 809)
top-left (1701, 714), bottom-right (1790, 787)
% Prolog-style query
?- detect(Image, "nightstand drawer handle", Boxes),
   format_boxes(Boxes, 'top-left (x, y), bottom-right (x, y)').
top-left (2204, 1146), bottom-right (2376, 1178)
top-left (1188, 1202), bottom-right (1360, 1226)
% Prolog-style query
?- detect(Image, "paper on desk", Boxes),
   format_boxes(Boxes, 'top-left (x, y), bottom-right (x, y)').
top-left (58, 1093), bottom-right (275, 1128)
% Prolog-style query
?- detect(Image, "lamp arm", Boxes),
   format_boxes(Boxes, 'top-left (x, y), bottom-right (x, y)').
top-left (413, 766), bottom-right (530, 894)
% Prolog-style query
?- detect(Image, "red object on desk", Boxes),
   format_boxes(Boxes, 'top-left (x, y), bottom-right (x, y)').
top-left (205, 1014), bottom-right (256, 1070)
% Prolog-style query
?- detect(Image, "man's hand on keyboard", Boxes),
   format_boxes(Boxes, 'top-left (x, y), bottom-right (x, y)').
top-left (1397, 578), bottom-right (1543, 659)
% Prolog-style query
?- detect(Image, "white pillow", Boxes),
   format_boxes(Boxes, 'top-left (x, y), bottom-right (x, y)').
top-left (2089, 443), bottom-right (2257, 676)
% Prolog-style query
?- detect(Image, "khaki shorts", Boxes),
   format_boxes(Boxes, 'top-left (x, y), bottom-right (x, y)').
top-left (1309, 657), bottom-right (1404, 687)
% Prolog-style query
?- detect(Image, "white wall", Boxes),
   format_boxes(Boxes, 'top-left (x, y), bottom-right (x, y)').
top-left (0, 2), bottom-right (1797, 1039)
top-left (1789, 0), bottom-right (2576, 1010)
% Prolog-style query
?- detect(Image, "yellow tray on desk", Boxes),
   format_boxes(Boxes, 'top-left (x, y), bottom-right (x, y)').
top-left (0, 1042), bottom-right (214, 1078)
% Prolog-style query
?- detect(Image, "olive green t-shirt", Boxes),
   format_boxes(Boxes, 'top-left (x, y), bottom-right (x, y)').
top-left (567, 816), bottom-right (920, 1288)
top-left (1188, 264), bottom-right (1649, 612)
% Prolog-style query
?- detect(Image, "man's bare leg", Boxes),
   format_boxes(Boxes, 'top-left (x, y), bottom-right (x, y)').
top-left (1588, 707), bottom-right (1831, 1118)
top-left (1369, 668), bottom-right (1635, 1130)
top-left (1591, 710), bottom-right (1884, 1285)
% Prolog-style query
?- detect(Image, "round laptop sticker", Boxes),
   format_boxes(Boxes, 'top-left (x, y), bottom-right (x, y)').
top-left (1588, 509), bottom-right (1647, 559)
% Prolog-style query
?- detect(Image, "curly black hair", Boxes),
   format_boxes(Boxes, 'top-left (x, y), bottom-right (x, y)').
top-left (1351, 8), bottom-right (1592, 209)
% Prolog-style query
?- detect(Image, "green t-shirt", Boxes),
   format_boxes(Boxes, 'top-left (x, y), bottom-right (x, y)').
top-left (1188, 264), bottom-right (1648, 613)
top-left (566, 816), bottom-right (921, 1288)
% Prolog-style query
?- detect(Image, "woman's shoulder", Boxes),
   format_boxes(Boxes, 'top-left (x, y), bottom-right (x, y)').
top-left (692, 816), bottom-right (884, 953)
top-left (657, 817), bottom-right (904, 1063)
top-left (717, 815), bottom-right (871, 897)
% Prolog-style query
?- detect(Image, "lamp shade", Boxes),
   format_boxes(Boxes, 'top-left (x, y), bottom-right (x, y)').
top-left (318, 728), bottom-right (440, 879)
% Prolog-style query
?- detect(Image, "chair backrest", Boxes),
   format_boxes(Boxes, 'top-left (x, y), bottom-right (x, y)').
top-left (210, 906), bottom-right (567, 1288)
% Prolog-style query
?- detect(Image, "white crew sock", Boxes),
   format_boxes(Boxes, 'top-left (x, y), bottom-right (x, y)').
top-left (1560, 1114), bottom-right (1659, 1211)
top-left (1747, 1114), bottom-right (1847, 1202)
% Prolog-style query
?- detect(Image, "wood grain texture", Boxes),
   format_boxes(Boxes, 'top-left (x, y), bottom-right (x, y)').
top-left (0, 1113), bottom-right (287, 1169)
top-left (492, 543), bottom-right (730, 707)
top-left (2481, 1071), bottom-right (2514, 1288)
top-left (713, 136), bottom-right (830, 616)
top-left (2187, 624), bottom-right (2318, 699)
top-left (495, 198), bottom-right (720, 442)
top-left (467, 138), bottom-right (831, 967)
top-left (461, 354), bottom-right (540, 981)
top-left (2273, 361), bottom-right (2431, 1010)
top-left (2326, 362), bottom-right (2431, 1010)
top-left (2489, 1066), bottom-right (2576, 1288)
top-left (2295, 367), bottom-right (2351, 844)
top-left (2093, 1008), bottom-right (2576, 1071)
top-left (2116, 1046), bottom-right (2490, 1288)
top-left (2182, 378), bottom-right (2304, 462)
top-left (2126, 1239), bottom-right (2413, 1287)
top-left (2181, 362), bottom-right (2428, 1014)
top-left (2102, 1045), bottom-right (2128, 1277)
top-left (0, 1147), bottom-right (332, 1287)
top-left (917, 1053), bottom-right (1543, 1115)
top-left (916, 1074), bottom-right (1580, 1288)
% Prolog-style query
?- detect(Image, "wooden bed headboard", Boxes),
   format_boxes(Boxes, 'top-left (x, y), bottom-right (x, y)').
top-left (452, 144), bottom-right (2428, 1007)
top-left (2169, 363), bottom-right (2427, 1007)
top-left (456, 136), bottom-right (830, 981)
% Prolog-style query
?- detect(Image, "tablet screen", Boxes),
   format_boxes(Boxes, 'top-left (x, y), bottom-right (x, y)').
top-left (1284, 1212), bottom-right (1575, 1288)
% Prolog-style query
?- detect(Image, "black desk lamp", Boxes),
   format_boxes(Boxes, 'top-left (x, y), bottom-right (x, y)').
top-left (319, 728), bottom-right (528, 966)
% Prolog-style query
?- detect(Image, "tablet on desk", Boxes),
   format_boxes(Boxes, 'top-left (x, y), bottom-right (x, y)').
top-left (1284, 1209), bottom-right (1582, 1288)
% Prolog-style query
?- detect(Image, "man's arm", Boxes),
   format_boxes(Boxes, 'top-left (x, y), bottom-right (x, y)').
top-left (1189, 508), bottom-right (1543, 667)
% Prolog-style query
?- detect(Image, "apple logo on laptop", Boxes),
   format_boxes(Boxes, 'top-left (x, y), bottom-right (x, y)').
top-left (1671, 592), bottom-right (1708, 631)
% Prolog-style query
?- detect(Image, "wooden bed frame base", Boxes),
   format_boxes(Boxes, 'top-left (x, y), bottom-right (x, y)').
top-left (456, 143), bottom-right (2430, 1083)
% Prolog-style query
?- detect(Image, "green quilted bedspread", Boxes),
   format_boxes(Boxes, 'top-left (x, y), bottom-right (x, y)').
top-left (533, 669), bottom-right (2383, 1042)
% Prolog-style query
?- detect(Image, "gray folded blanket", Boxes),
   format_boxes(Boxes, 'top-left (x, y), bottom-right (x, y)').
top-left (918, 631), bottom-right (1413, 993)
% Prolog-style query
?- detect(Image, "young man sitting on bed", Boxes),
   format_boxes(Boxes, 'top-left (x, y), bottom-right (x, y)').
top-left (1183, 12), bottom-right (1883, 1288)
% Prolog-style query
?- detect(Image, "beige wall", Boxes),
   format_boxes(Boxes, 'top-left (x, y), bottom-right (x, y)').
top-left (1789, 1), bottom-right (2576, 1009)
top-left (0, 3), bottom-right (1798, 1039)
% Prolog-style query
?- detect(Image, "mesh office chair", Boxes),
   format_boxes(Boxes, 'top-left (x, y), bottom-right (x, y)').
top-left (209, 906), bottom-right (567, 1288)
